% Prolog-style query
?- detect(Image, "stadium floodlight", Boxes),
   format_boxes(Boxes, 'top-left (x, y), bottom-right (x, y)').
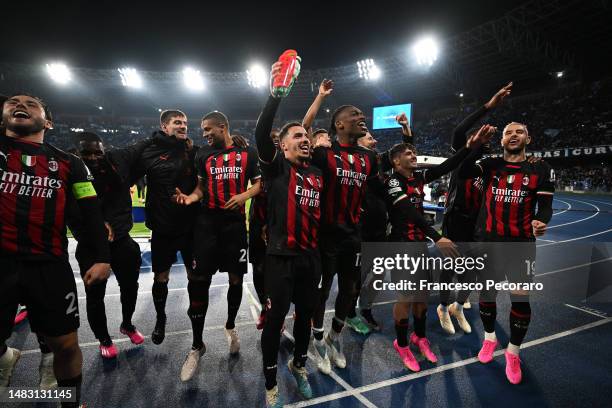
top-left (118, 67), bottom-right (143, 89)
top-left (157, 108), bottom-right (162, 112)
top-left (246, 64), bottom-right (267, 88)
top-left (46, 62), bottom-right (71, 85)
top-left (357, 59), bottom-right (381, 81)
top-left (459, 92), bottom-right (464, 98)
top-left (556, 71), bottom-right (564, 78)
top-left (183, 67), bottom-right (205, 91)
top-left (412, 36), bottom-right (439, 67)
top-left (98, 106), bottom-right (103, 110)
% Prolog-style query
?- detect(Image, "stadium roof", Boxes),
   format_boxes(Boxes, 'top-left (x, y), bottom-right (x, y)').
top-left (1, 0), bottom-right (610, 118)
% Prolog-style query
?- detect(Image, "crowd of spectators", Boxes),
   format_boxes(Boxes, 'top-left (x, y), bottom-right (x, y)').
top-left (554, 165), bottom-right (611, 192)
top-left (43, 80), bottom-right (611, 194)
top-left (47, 80), bottom-right (611, 156)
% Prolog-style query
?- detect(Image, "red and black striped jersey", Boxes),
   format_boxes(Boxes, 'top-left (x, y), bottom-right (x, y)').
top-left (195, 145), bottom-right (260, 215)
top-left (0, 135), bottom-right (99, 260)
top-left (311, 142), bottom-right (379, 231)
top-left (385, 172), bottom-right (427, 241)
top-left (475, 158), bottom-right (555, 241)
top-left (260, 153), bottom-right (323, 255)
top-left (445, 171), bottom-right (483, 219)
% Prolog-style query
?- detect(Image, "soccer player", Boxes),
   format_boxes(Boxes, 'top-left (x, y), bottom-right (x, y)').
top-left (110, 110), bottom-right (199, 345)
top-left (384, 128), bottom-right (491, 372)
top-left (0, 94), bottom-right (110, 407)
top-left (302, 79), bottom-right (333, 134)
top-left (458, 122), bottom-right (554, 384)
top-left (351, 114), bottom-right (414, 333)
top-left (309, 103), bottom-right (382, 373)
top-left (438, 83), bottom-right (513, 334)
top-left (255, 61), bottom-right (324, 408)
top-left (173, 111), bottom-right (261, 381)
top-left (72, 132), bottom-right (144, 358)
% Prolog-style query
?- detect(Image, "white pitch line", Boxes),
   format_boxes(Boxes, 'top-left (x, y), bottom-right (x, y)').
top-left (19, 321), bottom-right (257, 356)
top-left (552, 198), bottom-right (572, 216)
top-left (536, 257), bottom-right (612, 277)
top-left (563, 303), bottom-right (608, 319)
top-left (242, 282), bottom-right (378, 408)
top-left (537, 228), bottom-right (612, 247)
top-left (546, 199), bottom-right (600, 230)
top-left (285, 316), bottom-right (612, 407)
top-left (75, 282), bottom-right (250, 301)
top-left (580, 198), bottom-right (612, 207)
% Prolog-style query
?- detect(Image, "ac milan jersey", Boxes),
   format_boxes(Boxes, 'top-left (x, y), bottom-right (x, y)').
top-left (445, 170), bottom-right (484, 218)
top-left (260, 153), bottom-right (323, 255)
top-left (0, 135), bottom-right (97, 259)
top-left (311, 142), bottom-right (379, 231)
top-left (196, 145), bottom-right (260, 215)
top-left (385, 172), bottom-right (427, 241)
top-left (475, 158), bottom-right (555, 241)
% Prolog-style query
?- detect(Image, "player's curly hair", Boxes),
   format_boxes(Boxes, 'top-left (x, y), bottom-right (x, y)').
top-left (389, 142), bottom-right (417, 162)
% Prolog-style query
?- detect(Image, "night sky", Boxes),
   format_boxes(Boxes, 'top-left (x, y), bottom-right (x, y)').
top-left (1, 0), bottom-right (522, 72)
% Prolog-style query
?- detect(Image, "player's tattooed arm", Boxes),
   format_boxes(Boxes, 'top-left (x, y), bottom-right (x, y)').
top-left (224, 179), bottom-right (262, 211)
top-left (302, 79), bottom-right (333, 135)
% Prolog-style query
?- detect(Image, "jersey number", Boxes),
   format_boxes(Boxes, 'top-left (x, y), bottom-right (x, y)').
top-left (355, 252), bottom-right (362, 267)
top-left (239, 249), bottom-right (247, 263)
top-left (524, 260), bottom-right (536, 276)
top-left (65, 292), bottom-right (78, 315)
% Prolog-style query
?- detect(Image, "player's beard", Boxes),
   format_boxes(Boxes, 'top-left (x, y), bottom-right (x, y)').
top-left (505, 144), bottom-right (525, 155)
top-left (6, 116), bottom-right (46, 137)
top-left (211, 134), bottom-right (225, 149)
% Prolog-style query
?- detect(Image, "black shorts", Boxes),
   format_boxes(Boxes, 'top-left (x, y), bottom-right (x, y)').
top-left (150, 230), bottom-right (194, 273)
top-left (0, 258), bottom-right (79, 340)
top-left (442, 211), bottom-right (477, 242)
top-left (320, 225), bottom-right (361, 282)
top-left (193, 214), bottom-right (248, 277)
top-left (76, 235), bottom-right (141, 283)
top-left (248, 218), bottom-right (267, 266)
top-left (477, 241), bottom-right (536, 285)
top-left (264, 253), bottom-right (322, 310)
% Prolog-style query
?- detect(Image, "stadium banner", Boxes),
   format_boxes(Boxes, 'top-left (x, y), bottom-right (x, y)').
top-left (360, 242), bottom-right (612, 303)
top-left (489, 145), bottom-right (612, 159)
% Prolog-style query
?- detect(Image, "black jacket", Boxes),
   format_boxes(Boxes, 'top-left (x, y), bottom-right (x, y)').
top-left (69, 156), bottom-right (133, 241)
top-left (109, 131), bottom-right (198, 235)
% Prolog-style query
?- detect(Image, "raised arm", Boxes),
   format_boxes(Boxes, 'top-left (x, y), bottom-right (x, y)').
top-left (395, 112), bottom-right (414, 143)
top-left (255, 96), bottom-right (281, 163)
top-left (302, 79), bottom-right (333, 133)
top-left (452, 82), bottom-right (512, 151)
top-left (379, 112), bottom-right (415, 172)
